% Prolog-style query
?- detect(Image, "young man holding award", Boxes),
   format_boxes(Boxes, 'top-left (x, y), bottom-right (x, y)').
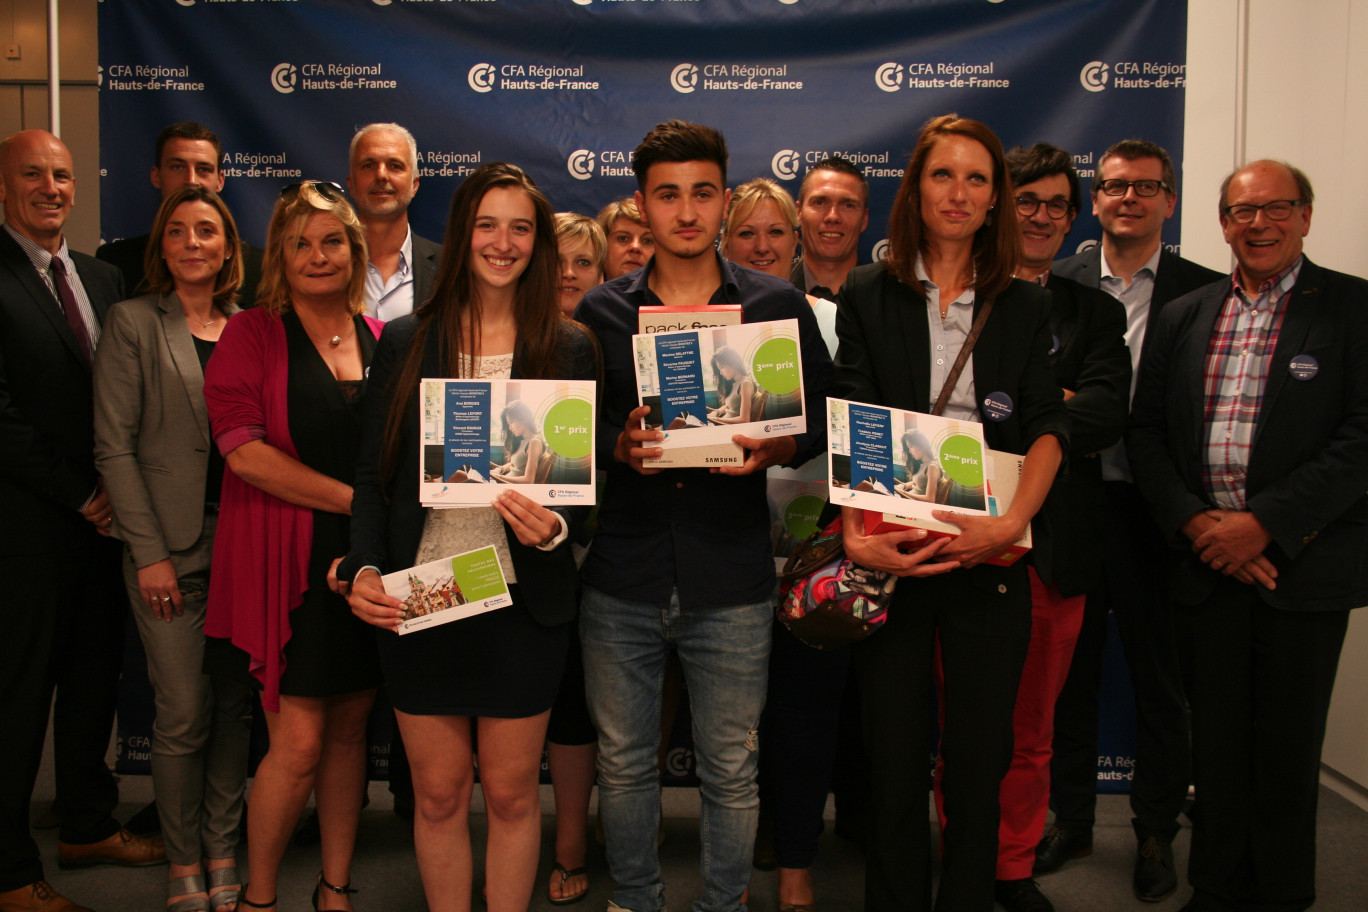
top-left (572, 120), bottom-right (833, 912)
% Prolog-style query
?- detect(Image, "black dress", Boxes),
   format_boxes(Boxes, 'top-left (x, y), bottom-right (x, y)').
top-left (205, 313), bottom-right (381, 697)
top-left (376, 353), bottom-right (567, 719)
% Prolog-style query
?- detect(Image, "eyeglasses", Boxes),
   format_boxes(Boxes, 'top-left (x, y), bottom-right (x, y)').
top-left (279, 180), bottom-right (345, 201)
top-left (1222, 199), bottom-right (1303, 224)
top-left (1015, 195), bottom-right (1072, 219)
top-left (1096, 178), bottom-right (1171, 197)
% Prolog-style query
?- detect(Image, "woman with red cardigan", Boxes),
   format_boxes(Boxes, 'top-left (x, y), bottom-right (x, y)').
top-left (203, 181), bottom-right (383, 912)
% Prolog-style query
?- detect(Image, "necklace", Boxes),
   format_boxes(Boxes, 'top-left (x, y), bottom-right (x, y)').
top-left (329, 335), bottom-right (342, 346)
top-left (200, 318), bottom-right (217, 328)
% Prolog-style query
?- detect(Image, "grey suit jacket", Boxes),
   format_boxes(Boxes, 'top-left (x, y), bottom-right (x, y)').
top-left (93, 292), bottom-right (240, 567)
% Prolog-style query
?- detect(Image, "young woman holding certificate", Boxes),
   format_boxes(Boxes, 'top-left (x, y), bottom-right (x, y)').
top-left (338, 162), bottom-right (599, 912)
top-left (201, 181), bottom-right (383, 912)
top-left (833, 114), bottom-right (1067, 912)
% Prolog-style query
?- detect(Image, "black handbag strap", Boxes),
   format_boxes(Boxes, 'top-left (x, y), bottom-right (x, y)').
top-left (930, 294), bottom-right (994, 417)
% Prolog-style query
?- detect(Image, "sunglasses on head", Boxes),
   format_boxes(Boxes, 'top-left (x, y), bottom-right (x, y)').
top-left (279, 180), bottom-right (345, 202)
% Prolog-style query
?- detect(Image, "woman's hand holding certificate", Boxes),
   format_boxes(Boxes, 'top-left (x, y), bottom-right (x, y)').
top-left (346, 569), bottom-right (405, 631)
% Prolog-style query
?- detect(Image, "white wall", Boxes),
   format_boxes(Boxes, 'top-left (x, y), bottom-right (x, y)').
top-left (1185, 0), bottom-right (1368, 800)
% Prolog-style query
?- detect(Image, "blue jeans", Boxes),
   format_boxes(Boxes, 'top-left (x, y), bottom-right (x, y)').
top-left (580, 585), bottom-right (772, 912)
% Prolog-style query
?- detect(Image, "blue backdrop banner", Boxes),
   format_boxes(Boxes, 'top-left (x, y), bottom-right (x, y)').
top-left (100, 0), bottom-right (1188, 791)
top-left (98, 0), bottom-right (1192, 263)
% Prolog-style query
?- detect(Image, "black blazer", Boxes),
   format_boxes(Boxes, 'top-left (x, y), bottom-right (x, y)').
top-left (1127, 258), bottom-right (1368, 612)
top-left (0, 228), bottom-right (125, 551)
top-left (1052, 244), bottom-right (1225, 321)
top-left (339, 315), bottom-right (600, 626)
top-left (836, 264), bottom-right (1069, 456)
top-left (835, 263), bottom-right (1069, 592)
top-left (411, 232), bottom-right (442, 312)
top-left (1031, 274), bottom-right (1130, 595)
top-left (97, 233), bottom-right (265, 308)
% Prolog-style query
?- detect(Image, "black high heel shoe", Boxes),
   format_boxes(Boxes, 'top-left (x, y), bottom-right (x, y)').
top-left (311, 873), bottom-right (358, 911)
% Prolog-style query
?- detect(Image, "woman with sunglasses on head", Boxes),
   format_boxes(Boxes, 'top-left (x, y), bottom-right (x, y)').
top-left (835, 114), bottom-right (1066, 912)
top-left (94, 185), bottom-right (254, 912)
top-left (202, 181), bottom-right (384, 912)
top-left (338, 163), bottom-right (599, 912)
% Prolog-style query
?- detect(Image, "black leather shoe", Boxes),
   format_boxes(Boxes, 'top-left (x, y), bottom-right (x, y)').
top-left (1033, 824), bottom-right (1092, 875)
top-left (1134, 836), bottom-right (1177, 902)
top-left (994, 878), bottom-right (1054, 912)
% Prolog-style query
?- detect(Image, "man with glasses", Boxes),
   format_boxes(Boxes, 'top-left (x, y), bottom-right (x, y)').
top-left (1041, 140), bottom-right (1222, 902)
top-left (1127, 160), bottom-right (1367, 912)
top-left (97, 122), bottom-right (264, 306)
top-left (970, 143), bottom-right (1131, 912)
top-left (791, 156), bottom-right (868, 298)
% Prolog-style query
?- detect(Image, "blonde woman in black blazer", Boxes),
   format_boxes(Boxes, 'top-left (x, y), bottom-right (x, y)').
top-left (94, 186), bottom-right (253, 912)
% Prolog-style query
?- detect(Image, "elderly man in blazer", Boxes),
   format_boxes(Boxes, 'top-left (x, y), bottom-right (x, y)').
top-left (1128, 160), bottom-right (1368, 912)
top-left (0, 130), bottom-right (163, 912)
top-left (1039, 139), bottom-right (1223, 902)
top-left (348, 122), bottom-right (441, 321)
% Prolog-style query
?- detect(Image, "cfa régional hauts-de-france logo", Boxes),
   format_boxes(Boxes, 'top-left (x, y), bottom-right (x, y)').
top-left (771, 150), bottom-right (800, 181)
top-left (671, 63), bottom-right (699, 94)
top-left (1076, 239), bottom-right (1099, 255)
top-left (567, 150), bottom-right (596, 181)
top-left (271, 63), bottom-right (297, 94)
top-left (175, 0), bottom-right (195, 7)
top-left (468, 63), bottom-right (497, 93)
top-left (372, 0), bottom-right (392, 6)
top-left (1080, 61), bottom-right (1110, 92)
top-left (875, 62), bottom-right (904, 92)
top-left (871, 239), bottom-right (890, 263)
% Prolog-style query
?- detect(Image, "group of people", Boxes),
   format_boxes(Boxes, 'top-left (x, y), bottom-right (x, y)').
top-left (0, 106), bottom-right (1362, 912)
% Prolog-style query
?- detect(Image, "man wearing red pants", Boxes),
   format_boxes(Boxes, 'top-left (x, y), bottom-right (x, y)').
top-left (935, 143), bottom-right (1132, 912)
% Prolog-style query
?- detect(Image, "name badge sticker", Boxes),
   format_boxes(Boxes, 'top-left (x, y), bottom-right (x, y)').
top-left (1288, 354), bottom-right (1319, 381)
top-left (982, 391), bottom-right (1014, 422)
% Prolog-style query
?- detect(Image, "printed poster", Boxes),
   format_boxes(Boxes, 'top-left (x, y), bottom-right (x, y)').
top-left (420, 378), bottom-right (596, 507)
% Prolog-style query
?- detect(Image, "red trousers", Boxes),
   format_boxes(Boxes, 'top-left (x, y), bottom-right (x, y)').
top-left (934, 566), bottom-right (1086, 880)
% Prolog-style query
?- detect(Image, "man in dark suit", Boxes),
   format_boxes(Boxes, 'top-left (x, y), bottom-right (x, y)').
top-left (1040, 139), bottom-right (1223, 902)
top-left (348, 123), bottom-right (441, 321)
top-left (789, 156), bottom-right (868, 298)
top-left (0, 130), bottom-right (164, 912)
top-left (985, 143), bottom-right (1130, 912)
top-left (1128, 160), bottom-right (1367, 912)
top-left (95, 122), bottom-right (264, 305)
